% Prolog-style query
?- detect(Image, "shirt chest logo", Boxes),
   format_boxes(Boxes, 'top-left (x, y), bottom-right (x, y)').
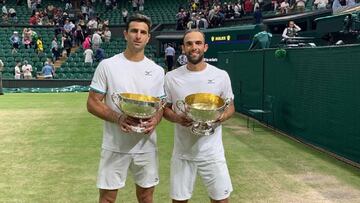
top-left (145, 70), bottom-right (152, 76)
top-left (207, 79), bottom-right (215, 84)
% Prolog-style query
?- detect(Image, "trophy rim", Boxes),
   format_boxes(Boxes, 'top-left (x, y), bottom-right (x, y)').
top-left (184, 93), bottom-right (226, 111)
top-left (119, 93), bottom-right (161, 104)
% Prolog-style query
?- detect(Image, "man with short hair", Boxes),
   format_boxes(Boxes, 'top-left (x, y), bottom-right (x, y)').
top-left (10, 31), bottom-right (20, 54)
top-left (164, 29), bottom-right (235, 203)
top-left (87, 14), bottom-right (165, 203)
top-left (164, 43), bottom-right (175, 71)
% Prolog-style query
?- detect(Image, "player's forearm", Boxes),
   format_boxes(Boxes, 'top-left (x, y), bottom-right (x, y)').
top-left (219, 102), bottom-right (235, 122)
top-left (163, 106), bottom-right (180, 123)
top-left (87, 96), bottom-right (120, 124)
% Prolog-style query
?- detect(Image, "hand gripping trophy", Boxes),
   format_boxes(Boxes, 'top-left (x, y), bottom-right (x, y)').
top-left (176, 93), bottom-right (230, 136)
top-left (112, 92), bottom-right (165, 133)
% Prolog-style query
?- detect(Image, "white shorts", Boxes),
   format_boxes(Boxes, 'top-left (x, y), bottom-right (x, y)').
top-left (170, 155), bottom-right (233, 201)
top-left (96, 149), bottom-right (159, 190)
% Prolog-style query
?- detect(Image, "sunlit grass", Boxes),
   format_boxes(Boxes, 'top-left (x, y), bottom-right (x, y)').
top-left (0, 93), bottom-right (359, 203)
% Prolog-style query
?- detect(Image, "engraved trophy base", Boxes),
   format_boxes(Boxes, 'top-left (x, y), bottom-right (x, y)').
top-left (191, 122), bottom-right (215, 136)
top-left (130, 120), bottom-right (148, 133)
top-left (130, 125), bottom-right (146, 133)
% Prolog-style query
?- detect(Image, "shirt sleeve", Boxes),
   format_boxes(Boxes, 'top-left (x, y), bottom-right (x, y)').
top-left (282, 28), bottom-right (288, 38)
top-left (164, 74), bottom-right (173, 104)
top-left (90, 61), bottom-right (107, 94)
top-left (221, 71), bottom-right (235, 100)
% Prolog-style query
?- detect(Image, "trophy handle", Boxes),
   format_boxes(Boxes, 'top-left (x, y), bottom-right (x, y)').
top-left (111, 93), bottom-right (123, 111)
top-left (176, 100), bottom-right (186, 114)
top-left (223, 98), bottom-right (232, 111)
top-left (160, 97), bottom-right (167, 109)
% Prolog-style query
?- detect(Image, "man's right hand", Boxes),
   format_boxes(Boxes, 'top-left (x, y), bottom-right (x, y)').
top-left (117, 114), bottom-right (142, 133)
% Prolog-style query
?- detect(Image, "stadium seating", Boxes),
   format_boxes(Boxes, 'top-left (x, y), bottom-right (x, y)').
top-left (96, 0), bottom-right (185, 25)
top-left (0, 27), bottom-right (56, 79)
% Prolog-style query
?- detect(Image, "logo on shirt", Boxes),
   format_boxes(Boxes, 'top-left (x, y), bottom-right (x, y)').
top-left (224, 189), bottom-right (229, 195)
top-left (207, 79), bottom-right (215, 84)
top-left (145, 70), bottom-right (152, 76)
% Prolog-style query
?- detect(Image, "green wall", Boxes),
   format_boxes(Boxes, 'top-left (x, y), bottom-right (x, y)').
top-left (218, 45), bottom-right (360, 164)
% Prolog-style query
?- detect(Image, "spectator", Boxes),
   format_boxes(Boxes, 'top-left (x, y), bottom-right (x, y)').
top-left (92, 29), bottom-right (102, 50)
top-left (2, 4), bottom-right (8, 22)
top-left (0, 58), bottom-right (3, 95)
top-left (2, 5), bottom-right (7, 16)
top-left (164, 43), bottom-right (176, 71)
top-left (82, 34), bottom-right (92, 50)
top-left (253, 7), bottom-right (263, 24)
top-left (8, 7), bottom-right (17, 24)
top-left (63, 34), bottom-right (72, 57)
top-left (249, 25), bottom-right (272, 49)
top-left (63, 18), bottom-right (74, 34)
top-left (22, 28), bottom-right (32, 49)
top-left (14, 61), bottom-right (22, 79)
top-left (94, 47), bottom-right (105, 62)
top-left (333, 0), bottom-right (347, 12)
top-left (29, 14), bottom-right (37, 25)
top-left (280, 0), bottom-right (290, 14)
top-left (314, 0), bottom-right (328, 9)
top-left (244, 0), bottom-right (254, 15)
top-left (52, 45), bottom-right (60, 62)
top-left (102, 27), bottom-right (111, 43)
top-left (87, 16), bottom-right (98, 31)
top-left (122, 8), bottom-right (128, 23)
top-left (22, 60), bottom-right (32, 79)
top-left (234, 2), bottom-right (242, 18)
top-left (132, 0), bottom-right (138, 11)
top-left (282, 21), bottom-right (301, 39)
top-left (138, 0), bottom-right (144, 11)
top-left (81, 3), bottom-right (89, 21)
top-left (10, 31), bottom-right (20, 54)
top-left (197, 14), bottom-right (208, 29)
top-left (36, 37), bottom-right (44, 55)
top-left (84, 48), bottom-right (94, 64)
top-left (65, 0), bottom-right (72, 10)
top-left (295, 0), bottom-right (306, 12)
top-left (74, 24), bottom-right (85, 46)
top-left (105, 0), bottom-right (112, 11)
top-left (30, 28), bottom-right (39, 49)
top-left (41, 61), bottom-right (54, 79)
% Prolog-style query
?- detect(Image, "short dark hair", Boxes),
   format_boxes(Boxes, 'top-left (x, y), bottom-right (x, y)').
top-left (125, 14), bottom-right (152, 32)
top-left (182, 29), bottom-right (206, 44)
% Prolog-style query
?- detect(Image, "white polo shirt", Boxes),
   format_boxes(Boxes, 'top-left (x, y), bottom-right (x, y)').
top-left (164, 63), bottom-right (234, 161)
top-left (90, 53), bottom-right (165, 153)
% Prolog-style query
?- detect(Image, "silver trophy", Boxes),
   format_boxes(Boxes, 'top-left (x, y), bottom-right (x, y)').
top-left (112, 93), bottom-right (165, 133)
top-left (176, 93), bottom-right (230, 136)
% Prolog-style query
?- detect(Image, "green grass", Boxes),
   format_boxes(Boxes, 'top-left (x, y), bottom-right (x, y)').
top-left (0, 93), bottom-right (360, 203)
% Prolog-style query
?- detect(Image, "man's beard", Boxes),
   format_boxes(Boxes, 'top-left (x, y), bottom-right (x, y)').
top-left (186, 52), bottom-right (204, 65)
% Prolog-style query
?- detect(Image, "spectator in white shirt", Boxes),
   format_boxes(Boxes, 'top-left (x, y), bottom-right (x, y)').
top-left (21, 60), bottom-right (33, 79)
top-left (84, 48), bottom-right (94, 65)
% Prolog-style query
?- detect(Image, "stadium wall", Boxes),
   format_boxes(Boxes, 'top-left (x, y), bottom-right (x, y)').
top-left (3, 79), bottom-right (91, 88)
top-left (218, 44), bottom-right (360, 164)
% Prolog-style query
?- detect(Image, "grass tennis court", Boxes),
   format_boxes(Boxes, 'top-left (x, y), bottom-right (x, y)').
top-left (0, 93), bottom-right (360, 203)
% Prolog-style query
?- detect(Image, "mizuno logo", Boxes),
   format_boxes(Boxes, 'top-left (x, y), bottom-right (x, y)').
top-left (145, 71), bottom-right (152, 76)
top-left (208, 79), bottom-right (215, 84)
